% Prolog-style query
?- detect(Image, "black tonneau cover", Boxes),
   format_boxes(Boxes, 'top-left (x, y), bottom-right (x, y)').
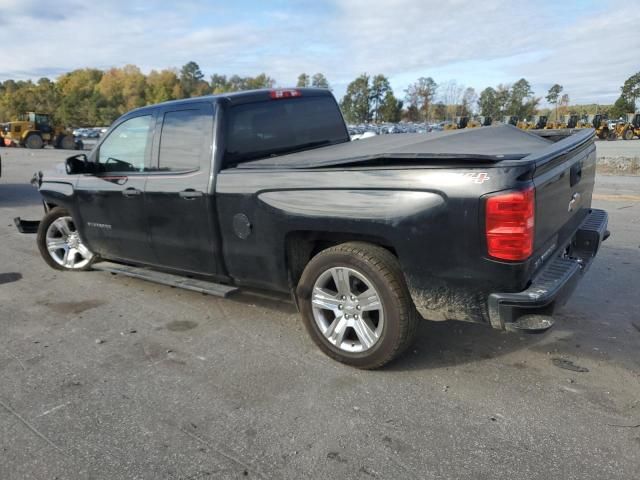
top-left (237, 125), bottom-right (553, 169)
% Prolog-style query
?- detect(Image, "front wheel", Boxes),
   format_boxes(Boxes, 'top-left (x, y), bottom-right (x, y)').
top-left (37, 208), bottom-right (95, 271)
top-left (25, 133), bottom-right (44, 149)
top-left (297, 242), bottom-right (418, 369)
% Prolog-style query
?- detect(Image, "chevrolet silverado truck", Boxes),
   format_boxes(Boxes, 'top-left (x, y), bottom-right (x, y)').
top-left (20, 88), bottom-right (609, 369)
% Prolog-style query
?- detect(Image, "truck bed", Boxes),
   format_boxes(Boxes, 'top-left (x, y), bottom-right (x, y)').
top-left (237, 125), bottom-right (555, 169)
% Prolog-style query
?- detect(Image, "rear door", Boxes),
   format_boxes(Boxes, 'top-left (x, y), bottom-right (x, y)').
top-left (143, 102), bottom-right (221, 275)
top-left (75, 113), bottom-right (156, 263)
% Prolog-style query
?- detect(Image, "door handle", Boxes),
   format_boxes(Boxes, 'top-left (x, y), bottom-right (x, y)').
top-left (122, 187), bottom-right (141, 197)
top-left (179, 189), bottom-right (204, 200)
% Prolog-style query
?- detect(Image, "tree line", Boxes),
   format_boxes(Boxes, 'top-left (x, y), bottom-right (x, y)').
top-left (1, 60), bottom-right (638, 126)
top-left (0, 61), bottom-right (277, 126)
top-left (341, 72), bottom-right (640, 124)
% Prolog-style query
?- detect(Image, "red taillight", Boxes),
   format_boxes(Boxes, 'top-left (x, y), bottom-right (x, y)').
top-left (269, 89), bottom-right (302, 99)
top-left (485, 187), bottom-right (535, 261)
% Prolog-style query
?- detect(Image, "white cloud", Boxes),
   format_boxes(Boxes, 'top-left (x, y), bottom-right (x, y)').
top-left (0, 0), bottom-right (638, 105)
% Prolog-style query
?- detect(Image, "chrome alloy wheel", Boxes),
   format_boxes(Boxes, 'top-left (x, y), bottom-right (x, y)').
top-left (45, 216), bottom-right (94, 269)
top-left (311, 266), bottom-right (384, 353)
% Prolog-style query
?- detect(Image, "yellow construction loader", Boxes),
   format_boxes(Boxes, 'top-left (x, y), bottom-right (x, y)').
top-left (614, 113), bottom-right (640, 140)
top-left (1, 112), bottom-right (77, 149)
top-left (444, 116), bottom-right (469, 130)
top-left (503, 116), bottom-right (518, 127)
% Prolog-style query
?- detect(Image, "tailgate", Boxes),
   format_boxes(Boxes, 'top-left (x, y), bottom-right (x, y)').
top-left (530, 130), bottom-right (596, 257)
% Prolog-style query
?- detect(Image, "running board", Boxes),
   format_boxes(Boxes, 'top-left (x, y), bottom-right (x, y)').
top-left (14, 217), bottom-right (40, 234)
top-left (93, 261), bottom-right (239, 298)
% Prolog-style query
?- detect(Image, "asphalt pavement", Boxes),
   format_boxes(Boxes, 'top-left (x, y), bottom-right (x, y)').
top-left (1, 148), bottom-right (639, 479)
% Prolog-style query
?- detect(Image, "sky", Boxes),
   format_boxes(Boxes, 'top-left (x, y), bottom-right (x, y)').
top-left (1, 0), bottom-right (638, 106)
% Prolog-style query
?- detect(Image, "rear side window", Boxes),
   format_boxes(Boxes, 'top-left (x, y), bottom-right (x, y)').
top-left (224, 96), bottom-right (349, 166)
top-left (158, 109), bottom-right (211, 172)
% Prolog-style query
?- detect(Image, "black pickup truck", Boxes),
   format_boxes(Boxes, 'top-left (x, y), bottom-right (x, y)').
top-left (23, 88), bottom-right (608, 368)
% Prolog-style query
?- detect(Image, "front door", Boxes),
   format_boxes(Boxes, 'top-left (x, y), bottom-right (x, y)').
top-left (75, 113), bottom-right (156, 263)
top-left (143, 103), bottom-right (221, 275)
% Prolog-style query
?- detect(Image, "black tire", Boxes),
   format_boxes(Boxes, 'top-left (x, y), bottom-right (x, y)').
top-left (297, 242), bottom-right (419, 369)
top-left (37, 207), bottom-right (96, 271)
top-left (607, 131), bottom-right (617, 141)
top-left (59, 134), bottom-right (75, 150)
top-left (25, 133), bottom-right (44, 149)
top-left (623, 128), bottom-right (634, 140)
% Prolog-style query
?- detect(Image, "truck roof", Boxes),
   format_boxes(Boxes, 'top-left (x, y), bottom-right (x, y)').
top-left (237, 125), bottom-right (554, 169)
top-left (127, 88), bottom-right (334, 115)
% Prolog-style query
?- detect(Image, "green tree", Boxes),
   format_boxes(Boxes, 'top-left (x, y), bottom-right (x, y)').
top-left (461, 87), bottom-right (477, 117)
top-left (558, 93), bottom-right (570, 117)
top-left (243, 73), bottom-right (276, 90)
top-left (621, 72), bottom-right (640, 110)
top-left (340, 74), bottom-right (370, 124)
top-left (210, 74), bottom-right (230, 94)
top-left (146, 69), bottom-right (180, 104)
top-left (404, 104), bottom-right (420, 122)
top-left (610, 95), bottom-right (635, 119)
top-left (97, 65), bottom-right (147, 120)
top-left (369, 74), bottom-right (391, 122)
top-left (180, 61), bottom-right (208, 97)
top-left (508, 78), bottom-right (536, 118)
top-left (546, 84), bottom-right (563, 121)
top-left (379, 91), bottom-right (403, 122)
top-left (210, 73), bottom-right (275, 93)
top-left (405, 77), bottom-right (438, 121)
top-left (311, 73), bottom-right (330, 89)
top-left (495, 84), bottom-right (511, 119)
top-left (296, 73), bottom-right (310, 88)
top-left (56, 68), bottom-right (104, 126)
top-left (478, 87), bottom-right (498, 118)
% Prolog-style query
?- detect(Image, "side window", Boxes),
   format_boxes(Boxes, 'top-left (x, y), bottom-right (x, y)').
top-left (98, 115), bottom-right (152, 172)
top-left (158, 109), bottom-right (209, 172)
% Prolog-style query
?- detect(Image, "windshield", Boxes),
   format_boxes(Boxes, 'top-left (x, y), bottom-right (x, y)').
top-left (223, 96), bottom-right (349, 166)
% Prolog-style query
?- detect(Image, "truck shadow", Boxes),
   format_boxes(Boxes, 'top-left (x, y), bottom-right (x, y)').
top-left (387, 319), bottom-right (543, 371)
top-left (0, 183), bottom-right (42, 207)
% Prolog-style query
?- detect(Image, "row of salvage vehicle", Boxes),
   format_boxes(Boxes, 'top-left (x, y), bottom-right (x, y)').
top-left (449, 113), bottom-right (640, 140)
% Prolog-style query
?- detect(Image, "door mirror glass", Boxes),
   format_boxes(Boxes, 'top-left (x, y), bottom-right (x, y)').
top-left (65, 153), bottom-right (90, 175)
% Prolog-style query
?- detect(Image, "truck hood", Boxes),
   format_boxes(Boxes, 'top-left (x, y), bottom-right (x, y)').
top-left (237, 125), bottom-right (553, 169)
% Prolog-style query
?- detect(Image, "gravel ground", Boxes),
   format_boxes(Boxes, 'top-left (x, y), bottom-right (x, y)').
top-left (1, 148), bottom-right (639, 480)
top-left (595, 138), bottom-right (640, 175)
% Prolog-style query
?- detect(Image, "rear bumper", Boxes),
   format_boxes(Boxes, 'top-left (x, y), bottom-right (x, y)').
top-left (487, 208), bottom-right (609, 330)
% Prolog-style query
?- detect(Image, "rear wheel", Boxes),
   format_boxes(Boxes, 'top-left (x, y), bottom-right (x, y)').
top-left (297, 242), bottom-right (418, 369)
top-left (623, 128), bottom-right (634, 140)
top-left (37, 208), bottom-right (95, 271)
top-left (25, 133), bottom-right (44, 149)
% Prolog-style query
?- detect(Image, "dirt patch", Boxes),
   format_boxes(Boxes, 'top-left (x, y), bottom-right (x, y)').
top-left (38, 299), bottom-right (104, 315)
top-left (597, 156), bottom-right (640, 175)
top-left (166, 320), bottom-right (198, 332)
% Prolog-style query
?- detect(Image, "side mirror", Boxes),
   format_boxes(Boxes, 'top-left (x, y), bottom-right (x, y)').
top-left (65, 153), bottom-right (92, 175)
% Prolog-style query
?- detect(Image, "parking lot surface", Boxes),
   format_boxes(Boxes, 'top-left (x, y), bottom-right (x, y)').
top-left (1, 148), bottom-right (639, 479)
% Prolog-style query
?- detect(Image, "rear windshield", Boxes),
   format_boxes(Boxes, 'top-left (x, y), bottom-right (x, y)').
top-left (223, 96), bottom-right (349, 166)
